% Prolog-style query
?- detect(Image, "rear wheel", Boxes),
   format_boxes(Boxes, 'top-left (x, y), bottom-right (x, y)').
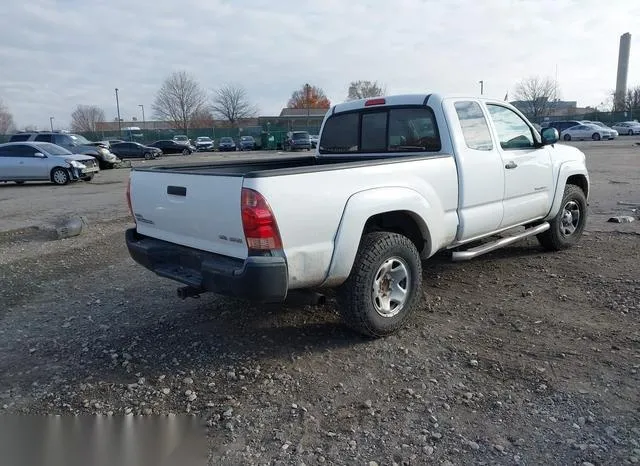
top-left (592, 133), bottom-right (601, 141)
top-left (537, 184), bottom-right (587, 251)
top-left (336, 232), bottom-right (422, 338)
top-left (51, 167), bottom-right (70, 185)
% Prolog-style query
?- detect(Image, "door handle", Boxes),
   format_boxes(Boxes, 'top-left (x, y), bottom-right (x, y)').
top-left (505, 161), bottom-right (518, 169)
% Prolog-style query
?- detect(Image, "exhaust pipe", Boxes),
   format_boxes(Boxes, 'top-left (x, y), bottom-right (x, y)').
top-left (177, 286), bottom-right (204, 299)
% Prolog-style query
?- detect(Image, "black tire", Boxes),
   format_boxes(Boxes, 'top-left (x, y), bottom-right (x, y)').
top-left (144, 152), bottom-right (152, 160)
top-left (82, 175), bottom-right (94, 182)
top-left (51, 167), bottom-right (70, 185)
top-left (592, 133), bottom-right (601, 141)
top-left (14, 181), bottom-right (25, 185)
top-left (182, 148), bottom-right (189, 155)
top-left (336, 232), bottom-right (423, 338)
top-left (629, 130), bottom-right (634, 136)
top-left (563, 134), bottom-right (571, 141)
top-left (537, 184), bottom-right (587, 251)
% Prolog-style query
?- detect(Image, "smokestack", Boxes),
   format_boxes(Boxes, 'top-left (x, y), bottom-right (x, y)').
top-left (614, 32), bottom-right (631, 110)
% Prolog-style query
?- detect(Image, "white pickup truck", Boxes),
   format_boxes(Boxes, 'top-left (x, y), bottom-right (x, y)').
top-left (125, 93), bottom-right (589, 337)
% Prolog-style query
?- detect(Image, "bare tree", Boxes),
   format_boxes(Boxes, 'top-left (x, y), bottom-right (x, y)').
top-left (624, 85), bottom-right (640, 112)
top-left (211, 84), bottom-right (257, 126)
top-left (70, 104), bottom-right (105, 136)
top-left (190, 108), bottom-right (215, 129)
top-left (0, 99), bottom-right (16, 135)
top-left (152, 71), bottom-right (208, 134)
top-left (347, 80), bottom-right (386, 100)
top-left (513, 76), bottom-right (559, 120)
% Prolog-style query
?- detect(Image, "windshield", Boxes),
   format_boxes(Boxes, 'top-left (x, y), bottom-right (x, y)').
top-left (69, 134), bottom-right (91, 145)
top-left (197, 137), bottom-right (211, 142)
top-left (221, 137), bottom-right (233, 143)
top-left (38, 142), bottom-right (72, 155)
top-left (293, 132), bottom-right (309, 140)
top-left (241, 136), bottom-right (253, 141)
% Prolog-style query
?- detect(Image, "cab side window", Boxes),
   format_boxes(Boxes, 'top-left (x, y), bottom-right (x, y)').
top-left (486, 104), bottom-right (535, 150)
top-left (454, 101), bottom-right (493, 151)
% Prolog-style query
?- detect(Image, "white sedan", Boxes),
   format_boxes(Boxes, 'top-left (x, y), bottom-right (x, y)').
top-left (588, 121), bottom-right (618, 138)
top-left (611, 121), bottom-right (640, 135)
top-left (560, 124), bottom-right (613, 141)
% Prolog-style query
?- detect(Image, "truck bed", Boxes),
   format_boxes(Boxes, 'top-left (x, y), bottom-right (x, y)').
top-left (134, 153), bottom-right (440, 178)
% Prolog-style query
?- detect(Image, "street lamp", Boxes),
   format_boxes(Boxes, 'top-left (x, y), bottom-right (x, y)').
top-left (138, 104), bottom-right (145, 142)
top-left (478, 80), bottom-right (484, 95)
top-left (305, 83), bottom-right (311, 129)
top-left (115, 88), bottom-right (122, 136)
top-left (49, 117), bottom-right (54, 132)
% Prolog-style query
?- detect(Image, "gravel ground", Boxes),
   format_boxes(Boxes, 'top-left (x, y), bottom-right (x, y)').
top-left (0, 142), bottom-right (639, 465)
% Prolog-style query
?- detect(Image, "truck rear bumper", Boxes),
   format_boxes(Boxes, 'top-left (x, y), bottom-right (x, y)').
top-left (125, 228), bottom-right (288, 303)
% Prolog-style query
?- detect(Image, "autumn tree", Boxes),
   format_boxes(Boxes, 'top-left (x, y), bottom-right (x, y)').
top-left (211, 84), bottom-right (257, 126)
top-left (153, 71), bottom-right (208, 134)
top-left (347, 80), bottom-right (386, 100)
top-left (70, 104), bottom-right (105, 136)
top-left (0, 98), bottom-right (16, 135)
top-left (513, 76), bottom-right (559, 120)
top-left (190, 108), bottom-right (215, 129)
top-left (287, 83), bottom-right (330, 109)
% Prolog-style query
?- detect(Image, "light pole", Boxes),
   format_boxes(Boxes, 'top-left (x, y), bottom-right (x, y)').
top-left (305, 83), bottom-right (310, 129)
top-left (479, 80), bottom-right (484, 95)
top-left (138, 104), bottom-right (145, 141)
top-left (49, 117), bottom-right (54, 132)
top-left (115, 88), bottom-right (122, 136)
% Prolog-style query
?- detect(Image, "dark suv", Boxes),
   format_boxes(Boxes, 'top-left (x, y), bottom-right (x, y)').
top-left (9, 132), bottom-right (119, 169)
top-left (284, 131), bottom-right (311, 151)
top-left (542, 121), bottom-right (583, 134)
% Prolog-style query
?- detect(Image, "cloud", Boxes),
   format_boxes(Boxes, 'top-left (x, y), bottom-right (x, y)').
top-left (0, 0), bottom-right (638, 128)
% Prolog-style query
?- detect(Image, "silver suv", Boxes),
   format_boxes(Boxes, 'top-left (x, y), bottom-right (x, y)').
top-left (9, 131), bottom-right (119, 169)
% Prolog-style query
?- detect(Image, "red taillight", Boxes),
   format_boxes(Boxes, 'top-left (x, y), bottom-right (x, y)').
top-left (126, 177), bottom-right (135, 222)
top-left (364, 98), bottom-right (386, 106)
top-left (241, 188), bottom-right (282, 251)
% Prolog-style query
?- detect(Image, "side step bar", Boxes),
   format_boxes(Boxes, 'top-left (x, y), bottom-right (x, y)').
top-left (451, 222), bottom-right (550, 261)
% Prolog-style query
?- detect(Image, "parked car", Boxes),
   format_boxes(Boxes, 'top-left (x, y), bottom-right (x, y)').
top-left (110, 142), bottom-right (162, 160)
top-left (610, 121), bottom-right (640, 135)
top-left (284, 131), bottom-right (311, 151)
top-left (195, 137), bottom-right (215, 152)
top-left (8, 131), bottom-right (119, 169)
top-left (218, 137), bottom-right (237, 152)
top-left (560, 124), bottom-right (612, 141)
top-left (589, 121), bottom-right (618, 138)
top-left (125, 93), bottom-right (589, 338)
top-left (239, 136), bottom-right (256, 151)
top-left (172, 135), bottom-right (191, 145)
top-left (148, 140), bottom-right (194, 155)
top-left (0, 141), bottom-right (99, 185)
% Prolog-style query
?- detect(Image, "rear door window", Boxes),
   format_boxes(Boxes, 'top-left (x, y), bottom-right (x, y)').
top-left (9, 134), bottom-right (31, 142)
top-left (454, 101), bottom-right (493, 151)
top-left (34, 134), bottom-right (54, 143)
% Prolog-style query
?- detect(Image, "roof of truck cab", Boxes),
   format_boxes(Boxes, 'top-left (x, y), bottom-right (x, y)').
top-left (330, 93), bottom-right (510, 114)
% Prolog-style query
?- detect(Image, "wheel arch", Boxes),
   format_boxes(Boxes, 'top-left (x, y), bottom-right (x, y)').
top-left (320, 186), bottom-right (452, 287)
top-left (545, 163), bottom-right (589, 221)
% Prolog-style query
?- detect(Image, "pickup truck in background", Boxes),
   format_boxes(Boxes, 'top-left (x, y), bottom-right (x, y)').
top-left (125, 93), bottom-right (589, 337)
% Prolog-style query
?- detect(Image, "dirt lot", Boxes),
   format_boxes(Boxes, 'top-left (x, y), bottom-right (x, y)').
top-left (0, 142), bottom-right (639, 465)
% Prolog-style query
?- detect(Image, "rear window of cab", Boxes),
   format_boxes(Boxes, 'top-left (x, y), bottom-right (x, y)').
top-left (319, 106), bottom-right (441, 154)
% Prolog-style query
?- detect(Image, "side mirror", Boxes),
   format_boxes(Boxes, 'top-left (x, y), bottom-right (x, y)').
top-left (34, 152), bottom-right (46, 158)
top-left (540, 127), bottom-right (559, 145)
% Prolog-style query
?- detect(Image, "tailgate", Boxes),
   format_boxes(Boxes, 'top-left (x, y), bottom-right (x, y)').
top-left (129, 170), bottom-right (247, 259)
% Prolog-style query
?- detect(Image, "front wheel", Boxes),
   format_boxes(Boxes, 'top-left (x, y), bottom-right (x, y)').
top-left (182, 148), bottom-right (189, 155)
top-left (629, 130), bottom-right (634, 136)
top-left (563, 134), bottom-right (571, 141)
top-left (51, 167), bottom-right (70, 185)
top-left (537, 184), bottom-right (587, 251)
top-left (592, 133), bottom-right (601, 141)
top-left (336, 232), bottom-right (422, 338)
top-left (144, 152), bottom-right (153, 160)
top-left (81, 175), bottom-right (94, 182)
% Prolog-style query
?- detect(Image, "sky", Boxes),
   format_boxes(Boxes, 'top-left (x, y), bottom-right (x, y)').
top-left (1, 0), bottom-right (638, 129)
